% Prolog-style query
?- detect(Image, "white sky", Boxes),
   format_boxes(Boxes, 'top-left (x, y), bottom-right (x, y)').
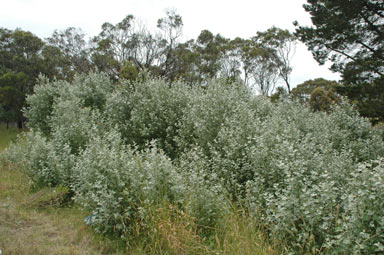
top-left (1, 0), bottom-right (341, 87)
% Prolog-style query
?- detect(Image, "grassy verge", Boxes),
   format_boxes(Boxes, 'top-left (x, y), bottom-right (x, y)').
top-left (0, 162), bottom-right (125, 255)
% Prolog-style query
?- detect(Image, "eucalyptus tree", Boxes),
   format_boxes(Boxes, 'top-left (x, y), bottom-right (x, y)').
top-left (90, 11), bottom-right (184, 81)
top-left (256, 27), bottom-right (296, 93)
top-left (248, 46), bottom-right (279, 96)
top-left (231, 37), bottom-right (254, 86)
top-left (194, 30), bottom-right (230, 83)
top-left (156, 9), bottom-right (184, 81)
top-left (167, 39), bottom-right (201, 85)
top-left (128, 26), bottom-right (162, 72)
top-left (292, 78), bottom-right (340, 111)
top-left (233, 37), bottom-right (279, 95)
top-left (94, 15), bottom-right (136, 63)
top-left (91, 15), bottom-right (137, 80)
top-left (46, 27), bottom-right (91, 80)
top-left (217, 37), bottom-right (242, 82)
top-left (292, 78), bottom-right (340, 101)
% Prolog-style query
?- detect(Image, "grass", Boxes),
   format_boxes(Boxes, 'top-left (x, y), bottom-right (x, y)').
top-left (0, 125), bottom-right (21, 151)
top-left (0, 128), bottom-right (279, 255)
top-left (0, 162), bottom-right (126, 255)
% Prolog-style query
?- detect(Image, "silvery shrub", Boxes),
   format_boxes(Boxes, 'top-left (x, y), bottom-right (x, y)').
top-left (5, 72), bottom-right (384, 253)
top-left (105, 78), bottom-right (192, 158)
top-left (72, 130), bottom-right (185, 236)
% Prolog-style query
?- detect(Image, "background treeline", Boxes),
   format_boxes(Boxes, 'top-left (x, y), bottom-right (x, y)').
top-left (1, 0), bottom-right (384, 127)
top-left (0, 10), bottom-right (297, 128)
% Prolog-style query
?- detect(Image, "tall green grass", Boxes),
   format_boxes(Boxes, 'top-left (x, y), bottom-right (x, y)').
top-left (0, 125), bottom-right (21, 151)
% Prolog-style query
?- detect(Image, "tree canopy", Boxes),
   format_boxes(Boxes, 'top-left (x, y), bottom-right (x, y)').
top-left (294, 0), bottom-right (384, 83)
top-left (0, 28), bottom-right (46, 127)
top-left (295, 0), bottom-right (384, 122)
top-left (0, 10), bottom-right (299, 127)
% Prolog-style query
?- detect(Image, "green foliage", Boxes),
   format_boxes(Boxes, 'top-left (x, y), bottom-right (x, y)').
top-left (119, 61), bottom-right (138, 81)
top-left (254, 27), bottom-right (296, 93)
top-left (0, 125), bottom-right (21, 151)
top-left (105, 78), bottom-right (191, 158)
top-left (2, 15), bottom-right (299, 95)
top-left (295, 0), bottom-right (384, 122)
top-left (337, 77), bottom-right (384, 124)
top-left (46, 27), bottom-right (91, 80)
top-left (72, 132), bottom-right (185, 236)
top-left (4, 73), bottom-right (384, 254)
top-left (177, 147), bottom-right (230, 235)
top-left (0, 28), bottom-right (46, 126)
top-left (23, 75), bottom-right (63, 136)
top-left (176, 79), bottom-right (252, 156)
top-left (294, 0), bottom-right (383, 82)
top-left (0, 27), bottom-right (95, 127)
top-left (0, 71), bottom-right (30, 124)
top-left (4, 131), bottom-right (75, 187)
top-left (24, 72), bottom-right (113, 137)
top-left (270, 86), bottom-right (288, 102)
top-left (331, 158), bottom-right (384, 253)
top-left (309, 87), bottom-right (338, 112)
top-left (292, 78), bottom-right (341, 112)
top-left (292, 78), bottom-right (340, 99)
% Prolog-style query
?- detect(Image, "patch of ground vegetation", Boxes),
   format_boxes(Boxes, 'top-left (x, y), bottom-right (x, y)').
top-left (0, 125), bottom-right (20, 151)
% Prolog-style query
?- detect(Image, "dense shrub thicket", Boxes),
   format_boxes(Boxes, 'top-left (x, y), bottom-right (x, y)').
top-left (3, 72), bottom-right (384, 254)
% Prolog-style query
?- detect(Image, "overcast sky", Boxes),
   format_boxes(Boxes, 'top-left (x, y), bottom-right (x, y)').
top-left (1, 0), bottom-right (340, 87)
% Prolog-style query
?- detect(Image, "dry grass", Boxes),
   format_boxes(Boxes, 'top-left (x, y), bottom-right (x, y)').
top-left (0, 163), bottom-right (125, 255)
top-left (217, 209), bottom-right (280, 255)
top-left (127, 205), bottom-right (211, 255)
top-left (125, 203), bottom-right (280, 255)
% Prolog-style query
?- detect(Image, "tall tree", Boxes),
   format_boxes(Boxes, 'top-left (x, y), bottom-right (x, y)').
top-left (157, 9), bottom-right (184, 81)
top-left (234, 37), bottom-right (279, 95)
top-left (292, 78), bottom-right (340, 111)
top-left (94, 15), bottom-right (136, 63)
top-left (218, 37), bottom-right (243, 82)
top-left (193, 30), bottom-right (235, 83)
top-left (0, 72), bottom-right (29, 127)
top-left (231, 37), bottom-right (254, 86)
top-left (294, 0), bottom-right (384, 122)
top-left (168, 39), bottom-right (200, 84)
top-left (0, 28), bottom-right (45, 76)
top-left (294, 0), bottom-right (384, 82)
top-left (247, 46), bottom-right (279, 96)
top-left (309, 86), bottom-right (339, 112)
top-left (46, 27), bottom-right (91, 79)
top-left (127, 25), bottom-right (162, 72)
top-left (256, 27), bottom-right (296, 93)
top-left (0, 28), bottom-right (46, 127)
top-left (91, 15), bottom-right (137, 80)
